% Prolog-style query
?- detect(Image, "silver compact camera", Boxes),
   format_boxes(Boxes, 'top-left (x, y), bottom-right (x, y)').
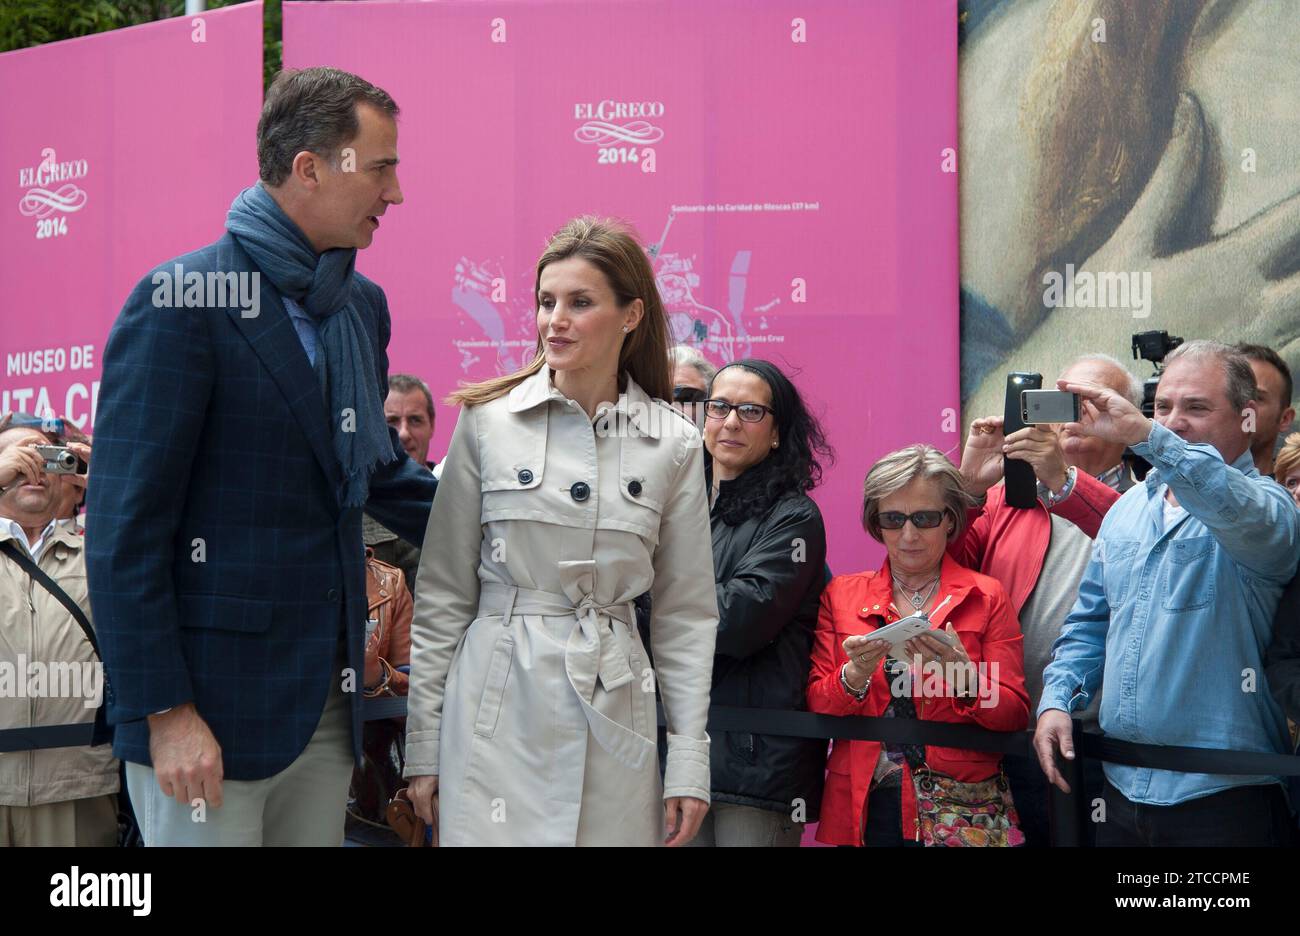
top-left (35, 445), bottom-right (87, 476)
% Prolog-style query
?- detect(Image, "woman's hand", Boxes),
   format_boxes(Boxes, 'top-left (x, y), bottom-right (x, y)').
top-left (959, 417), bottom-right (1006, 497)
top-left (1002, 425), bottom-right (1068, 493)
top-left (904, 623), bottom-right (976, 695)
top-left (408, 774), bottom-right (439, 825)
top-left (664, 796), bottom-right (708, 846)
top-left (841, 635), bottom-right (889, 689)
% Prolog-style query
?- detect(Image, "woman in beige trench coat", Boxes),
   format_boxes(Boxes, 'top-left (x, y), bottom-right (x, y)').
top-left (404, 217), bottom-right (719, 846)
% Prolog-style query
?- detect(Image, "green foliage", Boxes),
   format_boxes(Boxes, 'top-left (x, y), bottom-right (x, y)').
top-left (0, 0), bottom-right (281, 89)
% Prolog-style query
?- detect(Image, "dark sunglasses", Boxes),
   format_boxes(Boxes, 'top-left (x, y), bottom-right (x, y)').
top-left (704, 399), bottom-right (774, 423)
top-left (877, 509), bottom-right (949, 530)
top-left (673, 386), bottom-right (708, 404)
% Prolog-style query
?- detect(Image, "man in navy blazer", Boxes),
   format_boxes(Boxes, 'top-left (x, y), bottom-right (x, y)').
top-left (85, 68), bottom-right (436, 845)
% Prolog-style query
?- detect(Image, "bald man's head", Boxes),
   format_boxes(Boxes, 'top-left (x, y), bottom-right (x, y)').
top-left (1056, 354), bottom-right (1141, 478)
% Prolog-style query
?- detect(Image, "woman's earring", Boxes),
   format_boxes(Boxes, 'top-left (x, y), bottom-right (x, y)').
top-left (621, 326), bottom-right (629, 333)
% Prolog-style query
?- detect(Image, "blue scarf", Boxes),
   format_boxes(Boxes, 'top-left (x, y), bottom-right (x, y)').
top-left (226, 182), bottom-right (394, 508)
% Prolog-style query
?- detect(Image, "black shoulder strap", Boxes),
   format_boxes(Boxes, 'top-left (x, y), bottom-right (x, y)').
top-left (0, 537), bottom-right (113, 745)
top-left (0, 538), bottom-right (100, 658)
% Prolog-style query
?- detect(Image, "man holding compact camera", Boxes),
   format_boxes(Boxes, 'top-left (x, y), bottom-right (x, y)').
top-left (0, 414), bottom-right (114, 846)
top-left (954, 353), bottom-right (1139, 845)
top-left (1035, 340), bottom-right (1300, 846)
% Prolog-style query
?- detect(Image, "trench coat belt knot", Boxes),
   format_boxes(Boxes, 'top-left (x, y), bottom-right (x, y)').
top-left (477, 581), bottom-right (654, 772)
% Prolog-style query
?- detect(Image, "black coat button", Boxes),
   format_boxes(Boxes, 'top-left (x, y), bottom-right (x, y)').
top-left (627, 480), bottom-right (642, 497)
top-left (570, 481), bottom-right (590, 502)
top-left (326, 588), bottom-right (339, 601)
top-left (518, 468), bottom-right (534, 484)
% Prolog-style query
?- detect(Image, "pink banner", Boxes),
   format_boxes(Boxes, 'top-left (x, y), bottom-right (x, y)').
top-left (0, 3), bottom-right (263, 433)
top-left (286, 0), bottom-right (958, 574)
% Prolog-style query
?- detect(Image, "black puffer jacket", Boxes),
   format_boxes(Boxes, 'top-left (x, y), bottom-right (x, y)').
top-left (708, 461), bottom-right (829, 818)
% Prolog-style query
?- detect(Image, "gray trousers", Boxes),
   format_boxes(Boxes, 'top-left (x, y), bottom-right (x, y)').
top-left (126, 674), bottom-right (353, 846)
top-left (688, 802), bottom-right (804, 847)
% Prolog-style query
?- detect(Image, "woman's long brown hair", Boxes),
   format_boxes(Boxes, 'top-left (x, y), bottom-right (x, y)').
top-left (447, 216), bottom-right (672, 407)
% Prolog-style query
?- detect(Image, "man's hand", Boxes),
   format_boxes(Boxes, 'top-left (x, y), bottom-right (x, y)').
top-left (1058, 379), bottom-right (1153, 448)
top-left (1003, 425), bottom-right (1069, 493)
top-left (62, 440), bottom-right (91, 497)
top-left (0, 436), bottom-right (44, 490)
top-left (1033, 709), bottom-right (1076, 793)
top-left (960, 417), bottom-right (1006, 497)
top-left (408, 774), bottom-right (439, 825)
top-left (148, 703), bottom-right (224, 809)
top-left (664, 796), bottom-right (708, 846)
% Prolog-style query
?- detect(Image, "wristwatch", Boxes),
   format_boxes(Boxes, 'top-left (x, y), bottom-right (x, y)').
top-left (1039, 465), bottom-right (1077, 507)
top-left (840, 663), bottom-right (870, 701)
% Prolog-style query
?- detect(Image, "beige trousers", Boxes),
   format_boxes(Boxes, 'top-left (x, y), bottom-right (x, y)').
top-left (0, 793), bottom-right (119, 846)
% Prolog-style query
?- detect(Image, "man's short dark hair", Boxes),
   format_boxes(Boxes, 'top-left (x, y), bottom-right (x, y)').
top-left (388, 374), bottom-right (435, 421)
top-left (1236, 343), bottom-right (1293, 409)
top-left (257, 67), bottom-right (399, 187)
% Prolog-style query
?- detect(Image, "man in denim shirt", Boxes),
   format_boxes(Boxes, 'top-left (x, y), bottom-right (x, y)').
top-left (1034, 340), bottom-right (1299, 846)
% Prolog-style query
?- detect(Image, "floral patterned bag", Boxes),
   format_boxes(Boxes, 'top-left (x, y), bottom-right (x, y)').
top-left (912, 766), bottom-right (1024, 847)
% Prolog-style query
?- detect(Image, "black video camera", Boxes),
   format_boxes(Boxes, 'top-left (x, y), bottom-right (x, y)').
top-left (1132, 330), bottom-right (1183, 418)
top-left (1128, 330), bottom-right (1184, 480)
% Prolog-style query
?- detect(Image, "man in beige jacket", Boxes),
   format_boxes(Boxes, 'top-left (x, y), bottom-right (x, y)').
top-left (0, 417), bottom-right (117, 846)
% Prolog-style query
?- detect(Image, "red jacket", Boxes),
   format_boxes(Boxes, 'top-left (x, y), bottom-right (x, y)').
top-left (807, 555), bottom-right (1028, 846)
top-left (947, 471), bottom-right (1119, 616)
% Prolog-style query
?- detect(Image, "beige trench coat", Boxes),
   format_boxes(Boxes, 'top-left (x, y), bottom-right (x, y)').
top-left (0, 523), bottom-right (118, 807)
top-left (404, 367), bottom-right (719, 845)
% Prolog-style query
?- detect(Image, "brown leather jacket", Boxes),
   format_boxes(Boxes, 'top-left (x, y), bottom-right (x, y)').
top-left (364, 548), bottom-right (412, 697)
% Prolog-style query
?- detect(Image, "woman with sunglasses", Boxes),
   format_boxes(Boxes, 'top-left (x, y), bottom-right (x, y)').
top-left (668, 344), bottom-right (715, 429)
top-left (807, 445), bottom-right (1029, 847)
top-left (694, 359), bottom-right (833, 846)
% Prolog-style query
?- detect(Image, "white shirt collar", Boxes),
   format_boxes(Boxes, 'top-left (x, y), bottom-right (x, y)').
top-left (1, 517), bottom-right (57, 562)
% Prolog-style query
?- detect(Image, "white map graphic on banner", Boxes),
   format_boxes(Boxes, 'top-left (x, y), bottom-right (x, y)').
top-left (450, 212), bottom-right (784, 375)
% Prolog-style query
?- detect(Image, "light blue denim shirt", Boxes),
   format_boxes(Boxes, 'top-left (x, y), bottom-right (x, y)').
top-left (1039, 421), bottom-right (1300, 806)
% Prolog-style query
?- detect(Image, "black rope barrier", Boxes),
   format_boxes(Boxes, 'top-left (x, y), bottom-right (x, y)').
top-left (8, 699), bottom-right (1300, 780)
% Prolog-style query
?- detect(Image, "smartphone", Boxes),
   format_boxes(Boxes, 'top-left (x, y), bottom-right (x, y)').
top-left (1003, 372), bottom-right (1042, 508)
top-left (1021, 389), bottom-right (1080, 424)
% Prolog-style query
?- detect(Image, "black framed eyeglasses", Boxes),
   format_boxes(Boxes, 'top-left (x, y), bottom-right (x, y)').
top-left (877, 510), bottom-right (949, 530)
top-left (673, 386), bottom-right (708, 404)
top-left (704, 399), bottom-right (774, 423)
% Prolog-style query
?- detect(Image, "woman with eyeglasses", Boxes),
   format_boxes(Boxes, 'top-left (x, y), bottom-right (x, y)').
top-left (1274, 433), bottom-right (1300, 509)
top-left (807, 445), bottom-right (1028, 847)
top-left (693, 359), bottom-right (833, 846)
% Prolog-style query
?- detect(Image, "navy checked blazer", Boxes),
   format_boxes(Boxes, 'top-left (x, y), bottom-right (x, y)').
top-left (85, 232), bottom-right (437, 781)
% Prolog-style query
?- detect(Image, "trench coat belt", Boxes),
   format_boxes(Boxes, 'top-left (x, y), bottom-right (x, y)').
top-left (477, 582), bottom-right (654, 772)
